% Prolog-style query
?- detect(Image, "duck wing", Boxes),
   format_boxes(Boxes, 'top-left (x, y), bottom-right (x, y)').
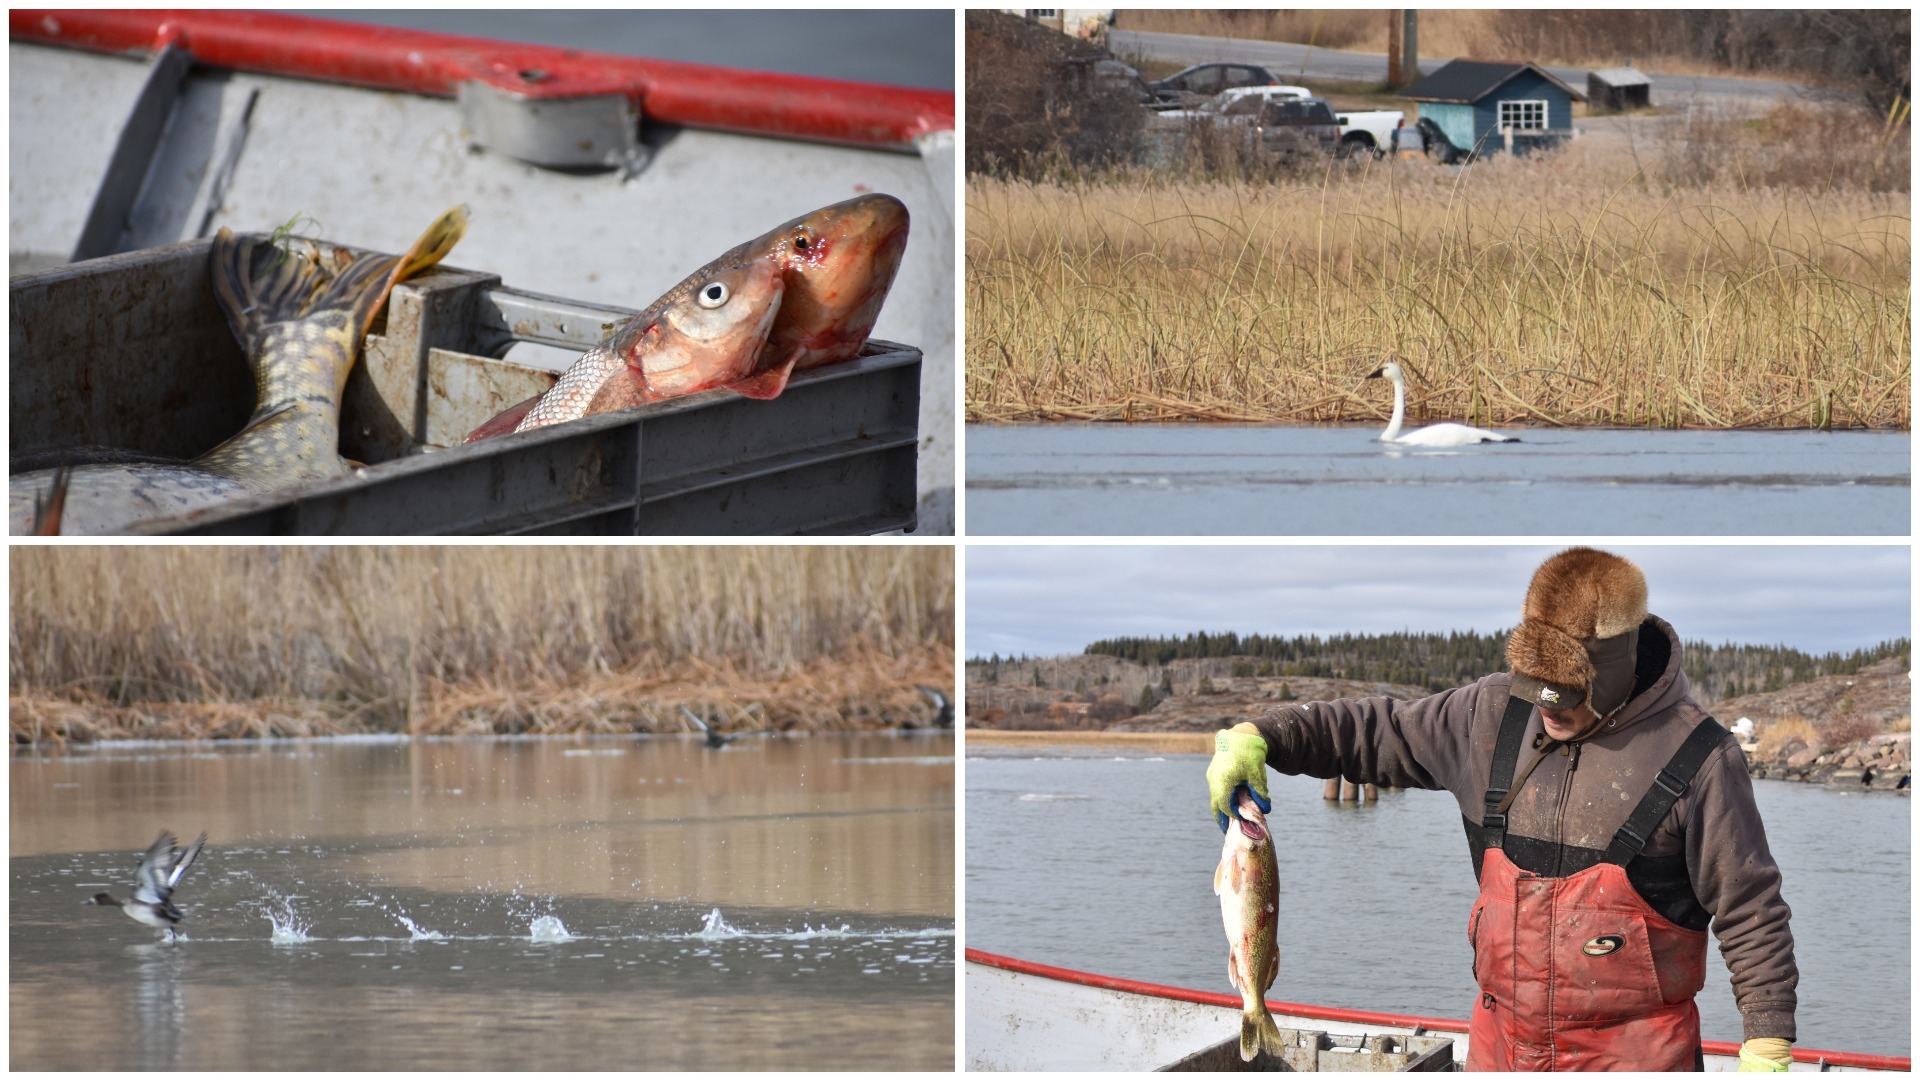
top-left (131, 831), bottom-right (180, 903)
top-left (131, 831), bottom-right (207, 903)
top-left (167, 833), bottom-right (208, 891)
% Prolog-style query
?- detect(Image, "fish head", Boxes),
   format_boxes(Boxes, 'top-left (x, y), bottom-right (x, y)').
top-left (1234, 791), bottom-right (1270, 844)
top-left (622, 260), bottom-right (786, 398)
top-left (757, 193), bottom-right (910, 373)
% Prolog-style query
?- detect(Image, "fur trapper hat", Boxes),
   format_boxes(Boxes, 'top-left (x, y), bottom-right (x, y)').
top-left (1507, 547), bottom-right (1648, 716)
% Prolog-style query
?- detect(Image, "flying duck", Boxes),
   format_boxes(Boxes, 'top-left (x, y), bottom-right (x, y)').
top-left (85, 830), bottom-right (207, 940)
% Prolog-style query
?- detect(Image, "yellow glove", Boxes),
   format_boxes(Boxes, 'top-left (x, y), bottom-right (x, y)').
top-left (1207, 724), bottom-right (1271, 832)
top-left (1737, 1037), bottom-right (1792, 1072)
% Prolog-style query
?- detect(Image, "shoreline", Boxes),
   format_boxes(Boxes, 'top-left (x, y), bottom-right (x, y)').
top-left (966, 729), bottom-right (1211, 753)
top-left (962, 417), bottom-right (1908, 432)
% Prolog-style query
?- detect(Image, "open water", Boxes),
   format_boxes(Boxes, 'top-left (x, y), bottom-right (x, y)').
top-left (966, 425), bottom-right (1910, 535)
top-left (11, 734), bottom-right (954, 1070)
top-left (966, 746), bottom-right (1908, 1058)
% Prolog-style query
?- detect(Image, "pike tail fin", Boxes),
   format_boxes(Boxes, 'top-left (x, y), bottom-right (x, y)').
top-left (211, 206), bottom-right (469, 357)
top-left (1239, 1008), bottom-right (1285, 1063)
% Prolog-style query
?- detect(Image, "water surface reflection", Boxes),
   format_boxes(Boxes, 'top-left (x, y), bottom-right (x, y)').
top-left (12, 734), bottom-right (953, 1070)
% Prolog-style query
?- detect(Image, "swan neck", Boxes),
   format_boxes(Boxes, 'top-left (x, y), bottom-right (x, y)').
top-left (1381, 372), bottom-right (1407, 441)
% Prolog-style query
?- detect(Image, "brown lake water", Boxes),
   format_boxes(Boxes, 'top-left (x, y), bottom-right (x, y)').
top-left (11, 733), bottom-right (954, 1070)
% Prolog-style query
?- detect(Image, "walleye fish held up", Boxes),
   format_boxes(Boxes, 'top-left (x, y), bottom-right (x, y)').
top-left (465, 193), bottom-right (910, 441)
top-left (1216, 787), bottom-right (1284, 1062)
top-left (9, 208), bottom-right (468, 535)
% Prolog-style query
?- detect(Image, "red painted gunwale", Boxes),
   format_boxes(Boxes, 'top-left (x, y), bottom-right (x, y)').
top-left (9, 9), bottom-right (952, 149)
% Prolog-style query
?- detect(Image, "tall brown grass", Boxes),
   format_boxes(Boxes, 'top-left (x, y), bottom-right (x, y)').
top-left (966, 130), bottom-right (1909, 426)
top-left (11, 547), bottom-right (952, 741)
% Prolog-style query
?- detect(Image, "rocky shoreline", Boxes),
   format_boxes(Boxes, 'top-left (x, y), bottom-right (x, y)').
top-left (1745, 732), bottom-right (1910, 792)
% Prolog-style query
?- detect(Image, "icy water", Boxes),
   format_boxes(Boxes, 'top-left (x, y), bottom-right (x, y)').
top-left (966, 747), bottom-right (1909, 1058)
top-left (11, 734), bottom-right (954, 1070)
top-left (966, 425), bottom-right (1909, 535)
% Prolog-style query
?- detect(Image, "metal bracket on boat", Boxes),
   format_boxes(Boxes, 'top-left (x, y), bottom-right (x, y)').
top-left (72, 43), bottom-right (194, 260)
top-left (456, 80), bottom-right (649, 178)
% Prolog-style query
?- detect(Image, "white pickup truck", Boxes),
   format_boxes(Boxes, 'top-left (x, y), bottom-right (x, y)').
top-left (1151, 84), bottom-right (1404, 157)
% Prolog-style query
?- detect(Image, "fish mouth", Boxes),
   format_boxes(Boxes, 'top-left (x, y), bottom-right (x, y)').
top-left (1236, 815), bottom-right (1269, 843)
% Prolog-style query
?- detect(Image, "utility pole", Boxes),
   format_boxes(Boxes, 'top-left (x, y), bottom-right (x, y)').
top-left (1388, 10), bottom-right (1421, 88)
top-left (1403, 10), bottom-right (1419, 85)
top-left (1388, 10), bottom-right (1403, 86)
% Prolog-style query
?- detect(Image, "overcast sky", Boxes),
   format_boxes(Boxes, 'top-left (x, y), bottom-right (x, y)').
top-left (966, 545), bottom-right (1910, 659)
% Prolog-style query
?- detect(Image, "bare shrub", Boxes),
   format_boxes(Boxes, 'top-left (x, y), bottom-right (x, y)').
top-left (1817, 711), bottom-right (1880, 750)
top-left (1651, 100), bottom-right (1910, 194)
top-left (966, 11), bottom-right (1144, 177)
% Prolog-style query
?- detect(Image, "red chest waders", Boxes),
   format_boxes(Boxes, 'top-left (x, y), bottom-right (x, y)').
top-left (1464, 694), bottom-right (1728, 1071)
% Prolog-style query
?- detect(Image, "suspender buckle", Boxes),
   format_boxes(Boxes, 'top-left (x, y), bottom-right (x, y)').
top-left (1653, 769), bottom-right (1689, 798)
top-left (1482, 790), bottom-right (1509, 831)
top-left (1614, 823), bottom-right (1649, 852)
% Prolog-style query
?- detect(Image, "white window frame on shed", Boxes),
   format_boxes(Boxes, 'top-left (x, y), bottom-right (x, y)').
top-left (1497, 99), bottom-right (1549, 131)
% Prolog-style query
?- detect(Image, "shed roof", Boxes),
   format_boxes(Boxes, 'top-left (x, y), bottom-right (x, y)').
top-left (1402, 59), bottom-right (1586, 104)
top-left (1589, 66), bottom-right (1651, 88)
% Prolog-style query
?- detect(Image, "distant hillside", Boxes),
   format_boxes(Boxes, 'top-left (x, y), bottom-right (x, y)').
top-left (967, 635), bottom-right (1910, 736)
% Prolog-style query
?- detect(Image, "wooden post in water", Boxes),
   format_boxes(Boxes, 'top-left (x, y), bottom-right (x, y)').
top-left (1327, 779), bottom-right (1382, 802)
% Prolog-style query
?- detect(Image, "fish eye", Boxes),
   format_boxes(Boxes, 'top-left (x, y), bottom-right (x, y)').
top-left (793, 230), bottom-right (813, 251)
top-left (697, 281), bottom-right (729, 309)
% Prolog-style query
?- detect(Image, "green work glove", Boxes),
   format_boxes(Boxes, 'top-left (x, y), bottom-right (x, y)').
top-left (1207, 725), bottom-right (1271, 832)
top-left (1737, 1037), bottom-right (1792, 1072)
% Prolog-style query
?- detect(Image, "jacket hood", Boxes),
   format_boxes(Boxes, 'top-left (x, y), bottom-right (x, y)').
top-left (1590, 613), bottom-right (1689, 737)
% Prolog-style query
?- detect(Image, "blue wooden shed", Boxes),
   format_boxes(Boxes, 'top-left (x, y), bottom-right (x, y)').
top-left (1402, 59), bottom-right (1584, 161)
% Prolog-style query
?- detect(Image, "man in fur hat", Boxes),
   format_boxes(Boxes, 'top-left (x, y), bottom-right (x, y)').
top-left (1207, 547), bottom-right (1796, 1071)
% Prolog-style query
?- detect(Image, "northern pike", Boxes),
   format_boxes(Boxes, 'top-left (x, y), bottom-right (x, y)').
top-left (465, 192), bottom-right (909, 440)
top-left (1216, 788), bottom-right (1284, 1062)
top-left (9, 208), bottom-right (467, 535)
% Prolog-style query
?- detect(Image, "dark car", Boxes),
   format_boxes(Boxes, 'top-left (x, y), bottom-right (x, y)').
top-left (1145, 62), bottom-right (1281, 108)
top-left (1251, 96), bottom-right (1341, 155)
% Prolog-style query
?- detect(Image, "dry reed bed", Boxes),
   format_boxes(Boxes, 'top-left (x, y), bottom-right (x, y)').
top-left (11, 547), bottom-right (952, 743)
top-left (966, 154), bottom-right (1909, 427)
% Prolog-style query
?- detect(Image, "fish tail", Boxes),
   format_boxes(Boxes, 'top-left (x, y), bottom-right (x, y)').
top-left (1240, 1007), bottom-right (1285, 1063)
top-left (210, 206), bottom-right (469, 357)
top-left (336, 205), bottom-right (469, 344)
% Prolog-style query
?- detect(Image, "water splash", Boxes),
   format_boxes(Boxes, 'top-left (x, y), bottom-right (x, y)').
top-left (697, 908), bottom-right (741, 939)
top-left (396, 913), bottom-right (445, 942)
top-left (263, 895), bottom-right (313, 943)
top-left (529, 915), bottom-right (573, 943)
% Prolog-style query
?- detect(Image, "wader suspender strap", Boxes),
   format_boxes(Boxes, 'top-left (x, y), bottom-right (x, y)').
top-left (1602, 717), bottom-right (1729, 866)
top-left (1480, 692), bottom-right (1535, 848)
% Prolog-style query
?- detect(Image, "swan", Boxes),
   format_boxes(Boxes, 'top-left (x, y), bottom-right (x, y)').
top-left (1365, 361), bottom-right (1519, 446)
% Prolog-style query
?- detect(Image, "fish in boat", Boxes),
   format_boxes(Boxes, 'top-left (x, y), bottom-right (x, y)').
top-left (9, 208), bottom-right (468, 535)
top-left (465, 192), bottom-right (909, 440)
top-left (465, 258), bottom-right (785, 440)
top-left (1216, 788), bottom-right (1285, 1062)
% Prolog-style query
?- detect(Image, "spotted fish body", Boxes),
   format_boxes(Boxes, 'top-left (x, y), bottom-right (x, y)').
top-left (9, 209), bottom-right (467, 534)
top-left (1216, 790), bottom-right (1285, 1062)
top-left (465, 193), bottom-right (909, 441)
